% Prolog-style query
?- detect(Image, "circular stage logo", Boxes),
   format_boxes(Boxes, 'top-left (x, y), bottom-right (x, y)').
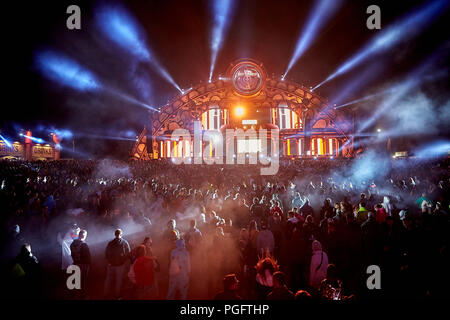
top-left (232, 63), bottom-right (263, 96)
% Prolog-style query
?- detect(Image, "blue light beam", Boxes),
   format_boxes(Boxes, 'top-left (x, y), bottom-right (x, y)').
top-left (96, 5), bottom-right (150, 61)
top-left (357, 50), bottom-right (446, 134)
top-left (0, 134), bottom-right (12, 148)
top-left (413, 140), bottom-right (450, 159)
top-left (35, 49), bottom-right (159, 112)
top-left (209, 0), bottom-right (235, 82)
top-left (96, 5), bottom-right (182, 93)
top-left (283, 0), bottom-right (342, 79)
top-left (20, 134), bottom-right (45, 144)
top-left (312, 0), bottom-right (449, 90)
top-left (34, 50), bottom-right (100, 91)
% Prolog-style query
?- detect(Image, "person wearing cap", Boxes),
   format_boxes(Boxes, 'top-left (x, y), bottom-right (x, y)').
top-left (214, 274), bottom-right (241, 300)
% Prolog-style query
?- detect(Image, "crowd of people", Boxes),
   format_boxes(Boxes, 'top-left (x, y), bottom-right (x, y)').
top-left (0, 156), bottom-right (449, 300)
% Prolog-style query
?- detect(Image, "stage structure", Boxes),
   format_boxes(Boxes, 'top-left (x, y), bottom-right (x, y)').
top-left (131, 59), bottom-right (354, 161)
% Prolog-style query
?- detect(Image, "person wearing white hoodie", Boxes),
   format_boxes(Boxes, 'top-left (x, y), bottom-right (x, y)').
top-left (382, 196), bottom-right (393, 216)
top-left (309, 240), bottom-right (328, 290)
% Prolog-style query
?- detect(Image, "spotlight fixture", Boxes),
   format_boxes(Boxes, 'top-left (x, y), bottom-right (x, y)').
top-left (234, 106), bottom-right (245, 117)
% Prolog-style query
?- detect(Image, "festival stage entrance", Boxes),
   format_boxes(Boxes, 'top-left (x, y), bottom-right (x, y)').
top-left (131, 59), bottom-right (354, 161)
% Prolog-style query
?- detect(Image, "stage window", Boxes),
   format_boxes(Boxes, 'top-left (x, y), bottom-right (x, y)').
top-left (237, 139), bottom-right (261, 154)
top-left (277, 104), bottom-right (301, 129)
top-left (201, 106), bottom-right (222, 130)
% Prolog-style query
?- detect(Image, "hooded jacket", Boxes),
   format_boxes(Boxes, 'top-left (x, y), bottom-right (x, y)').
top-left (309, 240), bottom-right (328, 289)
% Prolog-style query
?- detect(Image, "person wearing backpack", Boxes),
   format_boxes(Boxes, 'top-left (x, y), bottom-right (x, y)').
top-left (167, 238), bottom-right (190, 300)
top-left (104, 229), bottom-right (131, 299)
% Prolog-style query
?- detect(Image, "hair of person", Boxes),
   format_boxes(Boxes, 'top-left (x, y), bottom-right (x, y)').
top-left (223, 274), bottom-right (238, 290)
top-left (136, 244), bottom-right (146, 258)
top-left (21, 243), bottom-right (31, 254)
top-left (295, 290), bottom-right (312, 300)
top-left (79, 229), bottom-right (87, 239)
top-left (115, 229), bottom-right (122, 237)
top-left (326, 264), bottom-right (337, 279)
top-left (255, 256), bottom-right (278, 275)
top-left (273, 271), bottom-right (286, 286)
top-left (143, 236), bottom-right (151, 244)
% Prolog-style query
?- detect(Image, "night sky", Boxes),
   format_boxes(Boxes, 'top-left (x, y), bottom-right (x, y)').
top-left (1, 0), bottom-right (449, 159)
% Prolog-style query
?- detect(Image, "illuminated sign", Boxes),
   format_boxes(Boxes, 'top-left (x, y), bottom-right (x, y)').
top-left (231, 62), bottom-right (264, 96)
top-left (242, 119), bottom-right (257, 125)
top-left (32, 145), bottom-right (54, 158)
top-left (0, 142), bottom-right (23, 157)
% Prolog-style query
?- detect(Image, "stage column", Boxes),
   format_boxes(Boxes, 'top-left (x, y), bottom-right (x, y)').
top-left (25, 130), bottom-right (32, 161)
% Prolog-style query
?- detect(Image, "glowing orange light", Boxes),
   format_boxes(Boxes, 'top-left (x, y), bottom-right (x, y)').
top-left (234, 106), bottom-right (245, 117)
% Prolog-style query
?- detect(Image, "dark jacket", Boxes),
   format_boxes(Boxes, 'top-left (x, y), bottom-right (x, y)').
top-left (70, 239), bottom-right (91, 265)
top-left (105, 238), bottom-right (131, 266)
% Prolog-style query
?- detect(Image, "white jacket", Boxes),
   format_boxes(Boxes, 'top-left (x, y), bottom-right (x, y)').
top-left (309, 250), bottom-right (328, 289)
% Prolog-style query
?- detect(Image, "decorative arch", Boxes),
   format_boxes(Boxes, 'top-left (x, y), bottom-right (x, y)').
top-left (132, 60), bottom-right (354, 159)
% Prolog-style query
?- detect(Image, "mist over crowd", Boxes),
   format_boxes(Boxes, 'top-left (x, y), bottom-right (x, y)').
top-left (0, 152), bottom-right (448, 300)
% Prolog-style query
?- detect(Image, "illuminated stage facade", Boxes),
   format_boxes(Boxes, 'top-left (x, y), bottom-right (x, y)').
top-left (131, 60), bottom-right (354, 161)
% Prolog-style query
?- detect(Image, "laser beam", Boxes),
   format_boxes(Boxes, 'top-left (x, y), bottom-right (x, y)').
top-left (312, 0), bottom-right (449, 90)
top-left (282, 0), bottom-right (342, 79)
top-left (209, 0), bottom-right (235, 82)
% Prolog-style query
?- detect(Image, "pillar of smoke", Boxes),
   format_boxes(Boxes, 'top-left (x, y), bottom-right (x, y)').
top-left (96, 4), bottom-right (182, 93)
top-left (282, 0), bottom-right (342, 79)
top-left (209, 0), bottom-right (235, 82)
top-left (312, 0), bottom-right (449, 91)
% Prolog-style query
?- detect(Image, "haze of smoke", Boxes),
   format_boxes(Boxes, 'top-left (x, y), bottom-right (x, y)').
top-left (385, 91), bottom-right (450, 136)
